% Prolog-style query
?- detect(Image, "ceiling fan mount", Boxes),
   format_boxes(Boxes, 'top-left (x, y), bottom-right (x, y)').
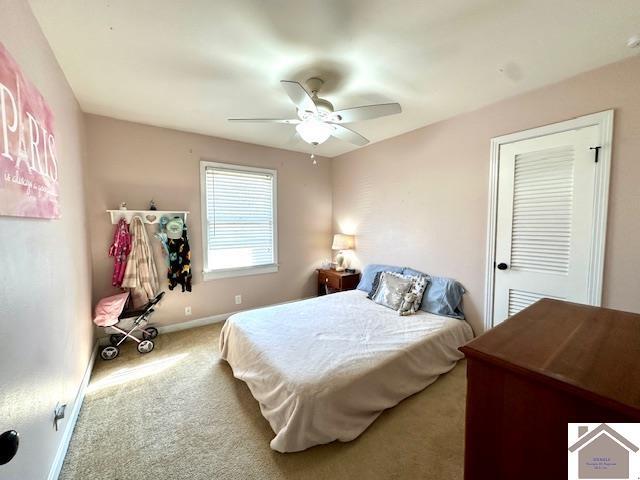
top-left (298, 78), bottom-right (334, 119)
top-left (228, 78), bottom-right (402, 147)
top-left (304, 77), bottom-right (325, 96)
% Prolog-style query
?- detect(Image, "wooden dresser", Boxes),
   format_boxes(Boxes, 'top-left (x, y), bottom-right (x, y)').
top-left (317, 269), bottom-right (360, 296)
top-left (460, 299), bottom-right (640, 480)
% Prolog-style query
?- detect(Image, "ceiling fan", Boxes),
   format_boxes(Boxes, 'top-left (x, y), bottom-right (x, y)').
top-left (228, 78), bottom-right (402, 147)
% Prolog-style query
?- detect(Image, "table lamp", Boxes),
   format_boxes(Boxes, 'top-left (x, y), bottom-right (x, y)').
top-left (332, 234), bottom-right (355, 272)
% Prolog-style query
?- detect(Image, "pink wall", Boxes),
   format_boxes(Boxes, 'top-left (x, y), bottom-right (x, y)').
top-left (0, 1), bottom-right (94, 478)
top-left (333, 55), bottom-right (640, 334)
top-left (85, 115), bottom-right (332, 327)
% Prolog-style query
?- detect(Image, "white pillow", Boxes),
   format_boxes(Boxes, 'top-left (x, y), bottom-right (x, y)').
top-left (404, 274), bottom-right (430, 314)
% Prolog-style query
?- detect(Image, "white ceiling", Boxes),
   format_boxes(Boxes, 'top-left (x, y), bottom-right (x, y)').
top-left (30, 0), bottom-right (640, 158)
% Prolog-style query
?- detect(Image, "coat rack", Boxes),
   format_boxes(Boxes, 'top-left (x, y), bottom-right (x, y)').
top-left (106, 210), bottom-right (189, 225)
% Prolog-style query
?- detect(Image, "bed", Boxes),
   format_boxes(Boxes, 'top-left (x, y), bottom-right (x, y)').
top-left (219, 289), bottom-right (473, 452)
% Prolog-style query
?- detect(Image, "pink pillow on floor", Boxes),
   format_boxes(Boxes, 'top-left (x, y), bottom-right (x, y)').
top-left (93, 292), bottom-right (129, 327)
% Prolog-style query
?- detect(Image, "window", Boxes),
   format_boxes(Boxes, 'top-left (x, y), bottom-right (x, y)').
top-left (200, 161), bottom-right (277, 280)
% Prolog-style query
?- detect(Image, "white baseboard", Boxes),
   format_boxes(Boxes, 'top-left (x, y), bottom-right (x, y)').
top-left (157, 297), bottom-right (313, 334)
top-left (157, 312), bottom-right (230, 334)
top-left (47, 342), bottom-right (98, 480)
top-left (96, 312), bottom-right (232, 346)
top-left (97, 296), bottom-right (313, 342)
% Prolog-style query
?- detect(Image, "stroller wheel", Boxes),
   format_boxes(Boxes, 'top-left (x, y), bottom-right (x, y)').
top-left (110, 334), bottom-right (126, 346)
top-left (100, 346), bottom-right (119, 361)
top-left (142, 326), bottom-right (158, 340)
top-left (137, 340), bottom-right (154, 354)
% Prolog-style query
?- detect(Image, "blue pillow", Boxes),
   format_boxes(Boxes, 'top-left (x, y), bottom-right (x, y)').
top-left (357, 264), bottom-right (404, 292)
top-left (403, 268), bottom-right (466, 319)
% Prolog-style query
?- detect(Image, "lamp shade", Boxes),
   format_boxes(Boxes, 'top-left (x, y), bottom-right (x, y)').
top-left (332, 233), bottom-right (355, 250)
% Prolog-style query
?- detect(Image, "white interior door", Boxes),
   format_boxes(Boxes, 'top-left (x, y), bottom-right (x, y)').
top-left (492, 125), bottom-right (600, 325)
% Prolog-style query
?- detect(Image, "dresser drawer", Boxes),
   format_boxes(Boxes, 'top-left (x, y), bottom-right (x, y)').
top-left (318, 271), bottom-right (340, 290)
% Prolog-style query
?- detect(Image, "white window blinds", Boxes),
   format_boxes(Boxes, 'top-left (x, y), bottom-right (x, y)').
top-left (203, 164), bottom-right (276, 274)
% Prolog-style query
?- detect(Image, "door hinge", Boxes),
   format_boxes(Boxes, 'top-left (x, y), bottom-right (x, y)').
top-left (589, 146), bottom-right (602, 163)
top-left (54, 403), bottom-right (66, 431)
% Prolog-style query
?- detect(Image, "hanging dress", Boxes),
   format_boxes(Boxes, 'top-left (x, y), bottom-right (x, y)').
top-left (167, 223), bottom-right (192, 292)
top-left (108, 218), bottom-right (131, 287)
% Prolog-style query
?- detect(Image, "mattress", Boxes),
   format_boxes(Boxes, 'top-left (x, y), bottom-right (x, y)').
top-left (219, 289), bottom-right (474, 452)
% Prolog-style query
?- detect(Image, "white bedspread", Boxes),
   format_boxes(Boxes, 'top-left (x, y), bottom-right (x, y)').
top-left (219, 289), bottom-right (473, 452)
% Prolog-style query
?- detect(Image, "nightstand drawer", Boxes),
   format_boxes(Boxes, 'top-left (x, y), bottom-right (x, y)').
top-left (318, 271), bottom-right (340, 290)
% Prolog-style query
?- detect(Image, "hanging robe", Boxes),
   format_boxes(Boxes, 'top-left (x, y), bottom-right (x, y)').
top-left (121, 216), bottom-right (159, 306)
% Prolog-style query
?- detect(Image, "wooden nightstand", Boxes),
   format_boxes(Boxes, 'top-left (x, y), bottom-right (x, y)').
top-left (317, 269), bottom-right (360, 296)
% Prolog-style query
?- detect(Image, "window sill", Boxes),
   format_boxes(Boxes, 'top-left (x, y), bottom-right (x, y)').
top-left (203, 264), bottom-right (279, 281)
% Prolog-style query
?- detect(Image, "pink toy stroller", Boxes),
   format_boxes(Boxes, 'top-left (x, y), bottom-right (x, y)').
top-left (93, 291), bottom-right (165, 360)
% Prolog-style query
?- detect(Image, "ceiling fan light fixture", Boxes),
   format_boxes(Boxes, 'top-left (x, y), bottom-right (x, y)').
top-left (229, 78), bottom-right (400, 147)
top-left (295, 117), bottom-right (333, 145)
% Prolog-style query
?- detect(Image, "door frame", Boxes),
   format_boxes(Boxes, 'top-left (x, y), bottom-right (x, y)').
top-left (483, 110), bottom-right (614, 330)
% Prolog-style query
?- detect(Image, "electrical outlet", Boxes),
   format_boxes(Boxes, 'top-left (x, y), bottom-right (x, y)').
top-left (185, 306), bottom-right (192, 316)
top-left (235, 295), bottom-right (242, 305)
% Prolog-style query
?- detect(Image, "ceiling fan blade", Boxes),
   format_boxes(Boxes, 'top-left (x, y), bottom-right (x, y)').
top-left (280, 80), bottom-right (317, 114)
top-left (332, 103), bottom-right (401, 123)
top-left (228, 118), bottom-right (299, 124)
top-left (329, 124), bottom-right (369, 146)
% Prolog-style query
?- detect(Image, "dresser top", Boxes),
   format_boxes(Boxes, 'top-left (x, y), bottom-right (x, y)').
top-left (461, 299), bottom-right (640, 415)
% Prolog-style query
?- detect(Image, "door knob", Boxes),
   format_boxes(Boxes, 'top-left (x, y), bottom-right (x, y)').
top-left (497, 262), bottom-right (509, 270)
top-left (0, 430), bottom-right (19, 465)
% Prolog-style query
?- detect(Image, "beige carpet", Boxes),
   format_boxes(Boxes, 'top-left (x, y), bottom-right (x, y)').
top-left (60, 323), bottom-right (467, 480)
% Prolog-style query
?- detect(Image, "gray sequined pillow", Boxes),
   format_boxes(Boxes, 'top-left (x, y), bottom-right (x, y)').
top-left (372, 272), bottom-right (414, 310)
top-left (384, 272), bottom-right (430, 315)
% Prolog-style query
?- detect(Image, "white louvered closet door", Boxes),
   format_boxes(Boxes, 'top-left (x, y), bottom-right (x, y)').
top-left (493, 125), bottom-right (599, 325)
